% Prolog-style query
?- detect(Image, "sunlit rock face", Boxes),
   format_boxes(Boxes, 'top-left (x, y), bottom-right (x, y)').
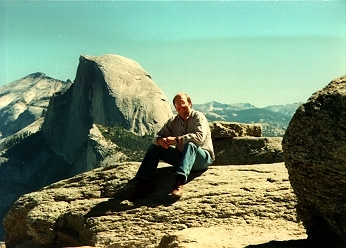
top-left (42, 54), bottom-right (173, 170)
top-left (283, 75), bottom-right (346, 246)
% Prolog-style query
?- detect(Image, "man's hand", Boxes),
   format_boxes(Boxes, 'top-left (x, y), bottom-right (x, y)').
top-left (157, 137), bottom-right (177, 149)
top-left (157, 137), bottom-right (170, 149)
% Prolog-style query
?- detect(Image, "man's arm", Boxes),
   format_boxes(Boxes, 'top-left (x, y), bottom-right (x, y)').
top-left (153, 117), bottom-right (175, 148)
top-left (180, 111), bottom-right (209, 145)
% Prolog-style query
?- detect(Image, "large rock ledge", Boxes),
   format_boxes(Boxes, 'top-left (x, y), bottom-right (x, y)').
top-left (209, 122), bottom-right (283, 165)
top-left (4, 162), bottom-right (305, 247)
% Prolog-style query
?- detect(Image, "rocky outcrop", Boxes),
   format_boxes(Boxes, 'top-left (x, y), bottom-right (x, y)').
top-left (0, 121), bottom-right (283, 241)
top-left (282, 75), bottom-right (346, 245)
top-left (42, 54), bottom-right (173, 172)
top-left (209, 121), bottom-right (262, 138)
top-left (0, 131), bottom-right (75, 241)
top-left (213, 136), bottom-right (283, 165)
top-left (4, 162), bottom-right (306, 248)
top-left (0, 55), bottom-right (173, 239)
top-left (210, 122), bottom-right (283, 165)
top-left (0, 72), bottom-right (72, 140)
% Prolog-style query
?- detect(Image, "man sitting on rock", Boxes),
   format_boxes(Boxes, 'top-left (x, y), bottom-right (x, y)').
top-left (130, 92), bottom-right (215, 200)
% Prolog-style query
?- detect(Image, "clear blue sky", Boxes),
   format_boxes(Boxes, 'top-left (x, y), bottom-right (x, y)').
top-left (1, 0), bottom-right (345, 107)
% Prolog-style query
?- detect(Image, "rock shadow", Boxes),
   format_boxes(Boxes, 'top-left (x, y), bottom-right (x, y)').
top-left (85, 165), bottom-right (208, 218)
top-left (245, 238), bottom-right (338, 248)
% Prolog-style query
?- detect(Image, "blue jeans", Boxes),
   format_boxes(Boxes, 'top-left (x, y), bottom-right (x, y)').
top-left (136, 142), bottom-right (212, 184)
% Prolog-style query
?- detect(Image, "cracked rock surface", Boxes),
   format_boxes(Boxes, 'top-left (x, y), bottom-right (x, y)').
top-left (4, 162), bottom-right (306, 247)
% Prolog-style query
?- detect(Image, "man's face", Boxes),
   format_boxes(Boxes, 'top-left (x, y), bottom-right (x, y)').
top-left (174, 95), bottom-right (192, 118)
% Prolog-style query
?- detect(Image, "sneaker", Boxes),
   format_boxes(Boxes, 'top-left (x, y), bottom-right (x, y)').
top-left (171, 182), bottom-right (184, 198)
top-left (129, 180), bottom-right (155, 200)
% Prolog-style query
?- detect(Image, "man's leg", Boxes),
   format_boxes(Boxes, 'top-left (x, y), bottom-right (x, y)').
top-left (130, 144), bottom-right (182, 200)
top-left (172, 142), bottom-right (212, 198)
top-left (175, 142), bottom-right (212, 183)
top-left (191, 147), bottom-right (213, 172)
top-left (135, 144), bottom-right (182, 181)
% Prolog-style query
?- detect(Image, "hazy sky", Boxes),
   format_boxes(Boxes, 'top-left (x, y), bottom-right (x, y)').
top-left (1, 0), bottom-right (345, 107)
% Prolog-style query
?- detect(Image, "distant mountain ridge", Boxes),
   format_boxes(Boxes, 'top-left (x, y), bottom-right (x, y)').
top-left (193, 101), bottom-right (256, 112)
top-left (194, 101), bottom-right (300, 118)
top-left (0, 72), bottom-right (72, 140)
top-left (0, 73), bottom-right (301, 142)
top-left (192, 101), bottom-right (302, 136)
top-left (264, 103), bottom-right (303, 116)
